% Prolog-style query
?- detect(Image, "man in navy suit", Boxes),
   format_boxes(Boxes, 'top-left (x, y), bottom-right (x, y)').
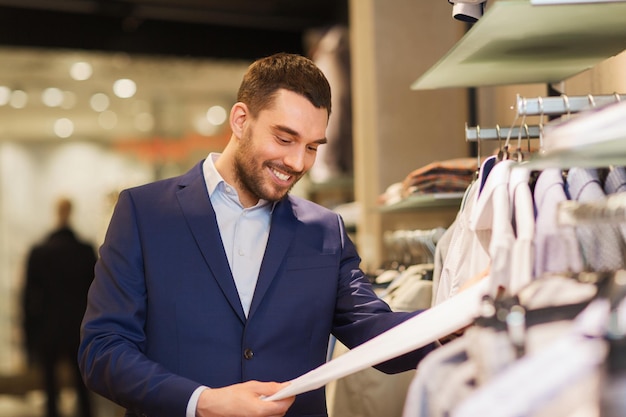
top-left (78, 52), bottom-right (435, 417)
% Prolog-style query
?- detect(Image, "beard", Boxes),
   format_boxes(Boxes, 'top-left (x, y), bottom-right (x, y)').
top-left (233, 127), bottom-right (302, 203)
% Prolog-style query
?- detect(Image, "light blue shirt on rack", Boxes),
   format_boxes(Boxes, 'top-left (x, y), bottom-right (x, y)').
top-left (187, 152), bottom-right (273, 417)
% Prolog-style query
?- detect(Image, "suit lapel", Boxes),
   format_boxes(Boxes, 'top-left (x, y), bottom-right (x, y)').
top-left (176, 164), bottom-right (246, 323)
top-left (248, 198), bottom-right (297, 318)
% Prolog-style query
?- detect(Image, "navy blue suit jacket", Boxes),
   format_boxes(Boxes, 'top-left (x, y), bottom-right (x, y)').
top-left (79, 161), bottom-right (434, 417)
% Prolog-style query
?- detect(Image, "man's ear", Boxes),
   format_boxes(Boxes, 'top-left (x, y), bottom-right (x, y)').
top-left (230, 102), bottom-right (248, 138)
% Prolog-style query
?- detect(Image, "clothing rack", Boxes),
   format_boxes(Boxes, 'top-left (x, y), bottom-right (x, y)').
top-left (465, 124), bottom-right (542, 142)
top-left (466, 93), bottom-right (626, 162)
top-left (515, 93), bottom-right (626, 117)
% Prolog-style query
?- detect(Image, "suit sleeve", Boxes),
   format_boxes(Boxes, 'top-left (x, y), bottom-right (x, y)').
top-left (78, 190), bottom-right (199, 417)
top-left (331, 214), bottom-right (436, 374)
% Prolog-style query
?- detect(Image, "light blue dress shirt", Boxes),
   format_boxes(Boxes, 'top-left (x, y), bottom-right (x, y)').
top-left (203, 152), bottom-right (273, 316)
top-left (187, 152), bottom-right (273, 416)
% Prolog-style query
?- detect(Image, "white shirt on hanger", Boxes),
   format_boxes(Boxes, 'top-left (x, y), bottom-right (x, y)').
top-left (470, 159), bottom-right (516, 296)
top-left (508, 164), bottom-right (535, 294)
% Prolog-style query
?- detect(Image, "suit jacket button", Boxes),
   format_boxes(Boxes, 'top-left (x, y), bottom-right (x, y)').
top-left (243, 348), bottom-right (254, 360)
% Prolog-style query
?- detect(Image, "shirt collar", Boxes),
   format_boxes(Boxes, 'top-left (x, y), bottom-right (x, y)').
top-left (202, 152), bottom-right (275, 211)
top-left (203, 152), bottom-right (224, 198)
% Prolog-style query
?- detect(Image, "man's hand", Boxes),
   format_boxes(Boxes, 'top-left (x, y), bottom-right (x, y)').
top-left (196, 380), bottom-right (295, 417)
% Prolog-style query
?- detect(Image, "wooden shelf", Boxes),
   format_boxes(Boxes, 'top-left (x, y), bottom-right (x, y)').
top-left (412, 0), bottom-right (626, 90)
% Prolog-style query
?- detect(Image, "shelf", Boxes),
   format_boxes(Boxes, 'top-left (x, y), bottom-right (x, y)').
top-left (411, 0), bottom-right (626, 90)
top-left (378, 192), bottom-right (465, 212)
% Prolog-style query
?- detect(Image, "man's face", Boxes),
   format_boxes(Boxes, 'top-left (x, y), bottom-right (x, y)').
top-left (233, 89), bottom-right (328, 204)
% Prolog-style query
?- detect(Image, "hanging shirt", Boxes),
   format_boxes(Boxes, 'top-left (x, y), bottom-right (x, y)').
top-left (533, 168), bottom-right (583, 277)
top-left (508, 165), bottom-right (535, 293)
top-left (566, 167), bottom-right (624, 272)
top-left (603, 166), bottom-right (626, 195)
top-left (470, 159), bottom-right (516, 297)
top-left (434, 176), bottom-right (490, 305)
top-left (603, 167), bottom-right (626, 244)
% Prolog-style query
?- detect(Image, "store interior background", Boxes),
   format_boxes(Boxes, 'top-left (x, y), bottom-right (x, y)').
top-left (1, 0), bottom-right (625, 416)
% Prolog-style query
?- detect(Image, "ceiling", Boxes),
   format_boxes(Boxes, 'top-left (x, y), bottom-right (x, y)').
top-left (0, 0), bottom-right (348, 59)
top-left (0, 0), bottom-right (348, 144)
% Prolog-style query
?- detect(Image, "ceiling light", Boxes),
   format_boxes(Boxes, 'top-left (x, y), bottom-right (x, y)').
top-left (113, 78), bottom-right (136, 98)
top-left (90, 93), bottom-right (110, 112)
top-left (70, 62), bottom-right (93, 81)
top-left (54, 118), bottom-right (74, 138)
top-left (206, 105), bottom-right (227, 126)
top-left (42, 87), bottom-right (64, 107)
top-left (9, 90), bottom-right (28, 109)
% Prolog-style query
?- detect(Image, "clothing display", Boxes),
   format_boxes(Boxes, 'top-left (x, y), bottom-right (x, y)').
top-left (400, 97), bottom-right (626, 416)
top-left (401, 157), bottom-right (478, 197)
top-left (325, 96), bottom-right (626, 417)
top-left (403, 273), bottom-right (613, 417)
top-left (378, 158), bottom-right (477, 207)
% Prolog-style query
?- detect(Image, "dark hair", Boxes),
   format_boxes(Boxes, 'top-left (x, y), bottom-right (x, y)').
top-left (237, 52), bottom-right (332, 118)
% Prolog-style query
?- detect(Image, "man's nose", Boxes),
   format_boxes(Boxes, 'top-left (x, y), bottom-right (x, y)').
top-left (283, 147), bottom-right (307, 173)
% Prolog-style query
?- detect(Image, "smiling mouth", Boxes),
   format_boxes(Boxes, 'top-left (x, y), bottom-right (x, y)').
top-left (271, 167), bottom-right (292, 182)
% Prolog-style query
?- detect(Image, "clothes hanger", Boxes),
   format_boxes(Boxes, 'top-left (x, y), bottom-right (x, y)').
top-left (498, 104), bottom-right (528, 163)
top-left (475, 125), bottom-right (499, 197)
top-left (511, 98), bottom-right (528, 162)
top-left (561, 93), bottom-right (572, 120)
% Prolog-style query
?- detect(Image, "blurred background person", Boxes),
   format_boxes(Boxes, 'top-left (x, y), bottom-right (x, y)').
top-left (22, 197), bottom-right (97, 417)
top-left (307, 24), bottom-right (353, 185)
